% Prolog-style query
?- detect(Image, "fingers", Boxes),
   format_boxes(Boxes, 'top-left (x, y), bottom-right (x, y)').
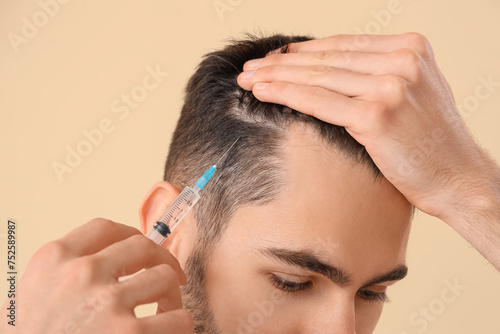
top-left (120, 264), bottom-right (183, 312)
top-left (138, 309), bottom-right (194, 334)
top-left (243, 48), bottom-right (424, 82)
top-left (60, 218), bottom-right (142, 256)
top-left (249, 81), bottom-right (363, 128)
top-left (237, 33), bottom-right (431, 128)
top-left (238, 64), bottom-right (378, 99)
top-left (238, 34), bottom-right (431, 110)
top-left (94, 234), bottom-right (186, 284)
top-left (273, 32), bottom-right (433, 59)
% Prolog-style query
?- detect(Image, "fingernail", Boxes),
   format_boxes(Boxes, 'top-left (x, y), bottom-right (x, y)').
top-left (246, 58), bottom-right (263, 68)
top-left (266, 46), bottom-right (286, 56)
top-left (255, 83), bottom-right (269, 90)
top-left (240, 69), bottom-right (255, 79)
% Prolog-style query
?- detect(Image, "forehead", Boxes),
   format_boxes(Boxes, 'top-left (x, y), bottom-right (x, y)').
top-left (226, 123), bottom-right (412, 280)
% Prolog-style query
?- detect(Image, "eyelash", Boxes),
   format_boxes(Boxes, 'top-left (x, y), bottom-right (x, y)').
top-left (269, 274), bottom-right (312, 294)
top-left (358, 288), bottom-right (389, 303)
top-left (269, 274), bottom-right (389, 303)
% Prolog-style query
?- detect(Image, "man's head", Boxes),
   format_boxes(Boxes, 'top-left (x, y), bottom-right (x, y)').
top-left (139, 34), bottom-right (413, 333)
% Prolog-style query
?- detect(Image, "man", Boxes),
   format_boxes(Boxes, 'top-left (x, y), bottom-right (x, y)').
top-left (3, 33), bottom-right (499, 333)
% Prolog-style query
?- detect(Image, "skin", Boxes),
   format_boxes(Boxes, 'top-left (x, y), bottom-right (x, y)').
top-left (200, 124), bottom-right (413, 333)
top-left (237, 32), bottom-right (500, 271)
top-left (2, 33), bottom-right (499, 333)
top-left (141, 123), bottom-right (413, 333)
top-left (0, 219), bottom-right (193, 334)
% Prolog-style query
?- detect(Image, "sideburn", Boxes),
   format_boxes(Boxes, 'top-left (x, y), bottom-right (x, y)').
top-left (181, 242), bottom-right (221, 334)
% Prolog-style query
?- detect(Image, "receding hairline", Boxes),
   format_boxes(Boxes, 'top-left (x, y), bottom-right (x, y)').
top-left (163, 33), bottom-right (386, 250)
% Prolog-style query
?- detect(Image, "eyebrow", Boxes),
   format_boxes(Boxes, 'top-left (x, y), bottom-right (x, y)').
top-left (258, 247), bottom-right (408, 287)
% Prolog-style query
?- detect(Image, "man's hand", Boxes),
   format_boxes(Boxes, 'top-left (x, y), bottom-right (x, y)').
top-left (1, 218), bottom-right (194, 334)
top-left (237, 32), bottom-right (500, 270)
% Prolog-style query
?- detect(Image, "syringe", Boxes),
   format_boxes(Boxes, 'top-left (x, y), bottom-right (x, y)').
top-left (146, 137), bottom-right (240, 245)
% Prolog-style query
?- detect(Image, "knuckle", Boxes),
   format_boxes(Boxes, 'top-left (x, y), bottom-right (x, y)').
top-left (378, 75), bottom-right (406, 99)
top-left (309, 65), bottom-right (330, 77)
top-left (86, 217), bottom-right (115, 230)
top-left (366, 101), bottom-right (392, 129)
top-left (407, 66), bottom-right (422, 84)
top-left (394, 48), bottom-right (421, 67)
top-left (34, 241), bottom-right (68, 262)
top-left (314, 50), bottom-right (329, 61)
top-left (67, 256), bottom-right (100, 283)
top-left (401, 32), bottom-right (432, 58)
top-left (392, 48), bottom-right (423, 82)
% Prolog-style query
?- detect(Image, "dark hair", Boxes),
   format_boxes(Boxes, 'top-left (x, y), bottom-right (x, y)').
top-left (164, 33), bottom-right (379, 250)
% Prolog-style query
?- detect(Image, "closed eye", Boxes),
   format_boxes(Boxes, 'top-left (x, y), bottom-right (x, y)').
top-left (269, 273), bottom-right (312, 294)
top-left (269, 273), bottom-right (390, 303)
top-left (357, 288), bottom-right (389, 303)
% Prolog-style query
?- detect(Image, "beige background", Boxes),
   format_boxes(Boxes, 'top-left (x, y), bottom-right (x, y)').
top-left (1, 0), bottom-right (499, 333)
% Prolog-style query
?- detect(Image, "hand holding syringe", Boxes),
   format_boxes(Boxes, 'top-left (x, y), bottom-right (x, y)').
top-left (146, 137), bottom-right (240, 245)
top-left (118, 138), bottom-right (239, 283)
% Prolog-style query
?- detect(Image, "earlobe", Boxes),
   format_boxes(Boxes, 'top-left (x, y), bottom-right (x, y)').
top-left (139, 181), bottom-right (181, 241)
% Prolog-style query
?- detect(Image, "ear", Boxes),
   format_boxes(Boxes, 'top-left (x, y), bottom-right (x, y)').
top-left (139, 181), bottom-right (181, 249)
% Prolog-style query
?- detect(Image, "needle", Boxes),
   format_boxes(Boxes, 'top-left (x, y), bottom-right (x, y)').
top-left (215, 136), bottom-right (241, 166)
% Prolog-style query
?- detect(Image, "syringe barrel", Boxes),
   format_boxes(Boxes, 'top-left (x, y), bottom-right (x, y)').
top-left (146, 227), bottom-right (167, 245)
top-left (157, 186), bottom-right (201, 232)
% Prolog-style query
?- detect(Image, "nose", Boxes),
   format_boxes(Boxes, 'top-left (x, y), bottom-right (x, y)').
top-left (295, 300), bottom-right (356, 334)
